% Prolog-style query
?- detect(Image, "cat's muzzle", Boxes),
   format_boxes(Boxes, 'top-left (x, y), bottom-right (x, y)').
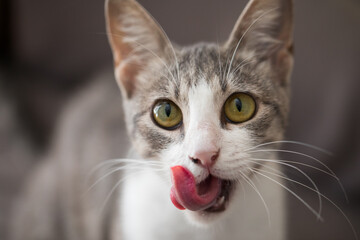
top-left (170, 166), bottom-right (233, 213)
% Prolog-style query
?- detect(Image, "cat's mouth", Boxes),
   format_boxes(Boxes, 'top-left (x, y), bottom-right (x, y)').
top-left (202, 179), bottom-right (232, 213)
top-left (170, 166), bottom-right (233, 213)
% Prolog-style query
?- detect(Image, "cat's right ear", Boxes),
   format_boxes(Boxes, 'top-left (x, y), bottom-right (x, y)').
top-left (105, 0), bottom-right (169, 98)
top-left (225, 0), bottom-right (294, 85)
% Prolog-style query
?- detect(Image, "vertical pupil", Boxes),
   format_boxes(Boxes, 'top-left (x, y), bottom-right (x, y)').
top-left (164, 103), bottom-right (172, 117)
top-left (235, 98), bottom-right (242, 112)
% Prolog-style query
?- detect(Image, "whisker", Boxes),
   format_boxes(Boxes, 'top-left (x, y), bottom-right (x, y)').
top-left (252, 169), bottom-right (323, 221)
top-left (250, 160), bottom-right (286, 178)
top-left (225, 8), bottom-right (278, 81)
top-left (254, 168), bottom-right (359, 240)
top-left (238, 169), bottom-right (271, 226)
top-left (232, 59), bottom-right (257, 75)
top-left (230, 54), bottom-right (260, 76)
top-left (244, 140), bottom-right (332, 155)
top-left (248, 149), bottom-right (337, 179)
top-left (235, 178), bottom-right (247, 203)
top-left (88, 158), bottom-right (162, 178)
top-left (98, 170), bottom-right (139, 213)
top-left (248, 148), bottom-right (348, 202)
top-left (99, 168), bottom-right (166, 214)
top-left (223, 51), bottom-right (231, 84)
top-left (86, 163), bottom-right (164, 194)
top-left (247, 166), bottom-right (263, 188)
top-left (249, 157), bottom-right (337, 179)
top-left (247, 159), bottom-right (323, 220)
top-left (143, 11), bottom-right (181, 83)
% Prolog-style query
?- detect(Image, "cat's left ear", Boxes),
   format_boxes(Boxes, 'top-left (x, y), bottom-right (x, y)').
top-left (105, 0), bottom-right (170, 98)
top-left (225, 0), bottom-right (294, 85)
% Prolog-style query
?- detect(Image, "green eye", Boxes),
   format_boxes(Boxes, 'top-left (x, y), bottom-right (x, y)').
top-left (224, 93), bottom-right (256, 123)
top-left (153, 100), bottom-right (182, 129)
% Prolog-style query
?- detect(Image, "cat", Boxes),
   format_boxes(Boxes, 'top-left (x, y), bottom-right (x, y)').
top-left (11, 0), bottom-right (294, 239)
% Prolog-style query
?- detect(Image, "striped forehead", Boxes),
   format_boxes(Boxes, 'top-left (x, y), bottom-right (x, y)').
top-left (169, 44), bottom-right (263, 102)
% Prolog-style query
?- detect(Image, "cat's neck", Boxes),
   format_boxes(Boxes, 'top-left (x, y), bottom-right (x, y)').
top-left (115, 158), bottom-right (285, 240)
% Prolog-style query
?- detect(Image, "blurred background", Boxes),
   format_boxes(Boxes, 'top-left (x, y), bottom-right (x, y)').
top-left (0, 0), bottom-right (359, 239)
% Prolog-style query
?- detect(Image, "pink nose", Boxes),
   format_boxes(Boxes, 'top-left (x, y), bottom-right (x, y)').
top-left (189, 150), bottom-right (220, 168)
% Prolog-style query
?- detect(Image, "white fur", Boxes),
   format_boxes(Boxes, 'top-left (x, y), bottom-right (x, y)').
top-left (116, 81), bottom-right (285, 240)
top-left (118, 162), bottom-right (285, 240)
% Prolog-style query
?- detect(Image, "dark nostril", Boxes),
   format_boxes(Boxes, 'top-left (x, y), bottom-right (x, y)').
top-left (211, 152), bottom-right (219, 162)
top-left (190, 157), bottom-right (200, 164)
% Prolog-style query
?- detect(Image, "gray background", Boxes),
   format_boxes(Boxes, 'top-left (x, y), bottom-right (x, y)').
top-left (0, 0), bottom-right (359, 239)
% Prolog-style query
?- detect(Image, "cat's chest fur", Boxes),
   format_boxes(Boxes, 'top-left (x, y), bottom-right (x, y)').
top-left (114, 158), bottom-right (285, 240)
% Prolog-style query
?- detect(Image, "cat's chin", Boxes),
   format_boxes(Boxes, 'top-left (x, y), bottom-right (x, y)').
top-left (184, 180), bottom-right (235, 227)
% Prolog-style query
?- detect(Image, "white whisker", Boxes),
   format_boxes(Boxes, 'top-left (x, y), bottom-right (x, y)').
top-left (225, 8), bottom-right (278, 81)
top-left (230, 52), bottom-right (262, 76)
top-left (236, 178), bottom-right (247, 203)
top-left (99, 168), bottom-right (165, 214)
top-left (250, 157), bottom-right (337, 179)
top-left (245, 140), bottom-right (332, 155)
top-left (248, 148), bottom-right (348, 202)
top-left (254, 168), bottom-right (358, 240)
top-left (88, 158), bottom-right (162, 177)
top-left (248, 159), bottom-right (323, 220)
top-left (238, 169), bottom-right (271, 226)
top-left (252, 169), bottom-right (323, 221)
top-left (86, 163), bottom-right (164, 194)
top-left (143, 11), bottom-right (181, 83)
top-left (249, 149), bottom-right (337, 179)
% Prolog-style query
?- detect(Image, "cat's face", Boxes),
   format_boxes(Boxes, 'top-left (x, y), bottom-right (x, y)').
top-left (106, 0), bottom-right (293, 225)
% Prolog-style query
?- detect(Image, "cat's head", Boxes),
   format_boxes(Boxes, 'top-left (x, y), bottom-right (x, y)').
top-left (106, 0), bottom-right (293, 225)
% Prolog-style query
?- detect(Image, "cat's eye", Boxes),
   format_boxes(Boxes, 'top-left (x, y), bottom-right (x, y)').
top-left (224, 93), bottom-right (256, 123)
top-left (152, 100), bottom-right (182, 130)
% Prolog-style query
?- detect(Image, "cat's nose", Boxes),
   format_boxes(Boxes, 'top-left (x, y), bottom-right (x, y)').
top-left (189, 149), bottom-right (220, 168)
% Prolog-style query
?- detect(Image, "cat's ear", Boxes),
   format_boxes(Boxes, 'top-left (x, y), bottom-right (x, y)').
top-left (105, 0), bottom-right (169, 98)
top-left (225, 0), bottom-right (294, 84)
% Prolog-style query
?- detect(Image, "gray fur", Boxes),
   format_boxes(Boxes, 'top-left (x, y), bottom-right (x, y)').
top-left (11, 0), bottom-right (293, 239)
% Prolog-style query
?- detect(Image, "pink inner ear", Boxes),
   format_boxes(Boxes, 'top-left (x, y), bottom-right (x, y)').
top-left (117, 64), bottom-right (138, 98)
top-left (107, 0), bottom-right (170, 99)
top-left (170, 166), bottom-right (221, 211)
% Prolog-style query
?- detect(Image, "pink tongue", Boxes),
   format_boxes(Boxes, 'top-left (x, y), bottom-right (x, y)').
top-left (170, 165), bottom-right (221, 211)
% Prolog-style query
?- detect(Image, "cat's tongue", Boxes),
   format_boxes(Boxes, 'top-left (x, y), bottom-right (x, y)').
top-left (170, 166), bottom-right (221, 211)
